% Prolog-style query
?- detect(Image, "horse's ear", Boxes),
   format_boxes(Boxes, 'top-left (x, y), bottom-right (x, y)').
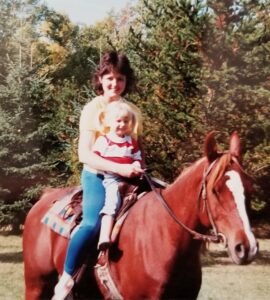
top-left (229, 131), bottom-right (241, 161)
top-left (204, 131), bottom-right (219, 162)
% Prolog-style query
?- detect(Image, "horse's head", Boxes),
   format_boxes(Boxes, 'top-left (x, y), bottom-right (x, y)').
top-left (201, 131), bottom-right (258, 265)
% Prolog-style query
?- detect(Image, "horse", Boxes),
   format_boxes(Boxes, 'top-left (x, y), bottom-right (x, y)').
top-left (23, 132), bottom-right (258, 300)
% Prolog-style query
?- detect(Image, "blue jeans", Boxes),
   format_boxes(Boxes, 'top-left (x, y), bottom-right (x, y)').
top-left (64, 169), bottom-right (105, 275)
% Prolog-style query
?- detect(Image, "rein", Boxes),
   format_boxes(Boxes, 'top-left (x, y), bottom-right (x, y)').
top-left (144, 158), bottom-right (225, 244)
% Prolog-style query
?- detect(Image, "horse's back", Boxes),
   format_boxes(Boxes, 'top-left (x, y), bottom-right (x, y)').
top-left (23, 187), bottom-right (72, 300)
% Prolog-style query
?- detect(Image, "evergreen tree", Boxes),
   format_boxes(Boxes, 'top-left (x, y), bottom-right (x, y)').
top-left (0, 0), bottom-right (76, 230)
top-left (201, 0), bottom-right (270, 213)
top-left (0, 58), bottom-right (57, 231)
top-left (33, 6), bottom-right (101, 184)
top-left (122, 0), bottom-right (208, 180)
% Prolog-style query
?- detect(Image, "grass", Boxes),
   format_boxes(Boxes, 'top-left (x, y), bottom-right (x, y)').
top-left (0, 235), bottom-right (269, 300)
top-left (198, 239), bottom-right (270, 300)
top-left (0, 235), bottom-right (24, 300)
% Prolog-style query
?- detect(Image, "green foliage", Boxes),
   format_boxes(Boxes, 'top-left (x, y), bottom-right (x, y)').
top-left (0, 57), bottom-right (58, 229)
top-left (49, 80), bottom-right (97, 186)
top-left (0, 0), bottom-right (96, 229)
top-left (200, 0), bottom-right (270, 211)
top-left (120, 0), bottom-right (208, 180)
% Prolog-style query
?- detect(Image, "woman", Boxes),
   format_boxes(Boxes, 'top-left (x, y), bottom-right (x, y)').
top-left (53, 51), bottom-right (144, 300)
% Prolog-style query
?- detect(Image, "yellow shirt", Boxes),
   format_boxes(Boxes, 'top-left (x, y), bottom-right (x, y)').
top-left (79, 96), bottom-right (143, 140)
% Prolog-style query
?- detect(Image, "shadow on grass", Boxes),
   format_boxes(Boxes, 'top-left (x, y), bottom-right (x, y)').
top-left (0, 251), bottom-right (23, 263)
top-left (202, 249), bottom-right (270, 266)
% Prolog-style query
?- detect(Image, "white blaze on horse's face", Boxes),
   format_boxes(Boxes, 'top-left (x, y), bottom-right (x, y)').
top-left (225, 170), bottom-right (258, 260)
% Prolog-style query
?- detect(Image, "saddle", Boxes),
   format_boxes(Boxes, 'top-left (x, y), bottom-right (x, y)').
top-left (41, 176), bottom-right (153, 239)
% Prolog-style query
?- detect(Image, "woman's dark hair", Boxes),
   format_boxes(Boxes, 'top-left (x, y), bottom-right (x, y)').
top-left (93, 51), bottom-right (135, 96)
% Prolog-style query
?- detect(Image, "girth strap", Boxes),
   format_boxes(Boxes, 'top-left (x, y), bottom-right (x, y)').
top-left (94, 252), bottom-right (124, 300)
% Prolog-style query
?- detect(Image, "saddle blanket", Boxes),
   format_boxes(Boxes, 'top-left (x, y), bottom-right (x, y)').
top-left (41, 187), bottom-right (82, 238)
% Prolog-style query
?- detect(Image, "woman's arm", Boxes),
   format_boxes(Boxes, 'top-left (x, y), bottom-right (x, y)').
top-left (78, 130), bottom-right (143, 178)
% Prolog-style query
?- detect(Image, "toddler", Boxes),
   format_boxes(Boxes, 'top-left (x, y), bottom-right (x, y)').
top-left (93, 101), bottom-right (142, 250)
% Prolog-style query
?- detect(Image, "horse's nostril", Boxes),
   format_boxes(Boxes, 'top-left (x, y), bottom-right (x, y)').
top-left (235, 243), bottom-right (246, 259)
top-left (235, 243), bottom-right (241, 252)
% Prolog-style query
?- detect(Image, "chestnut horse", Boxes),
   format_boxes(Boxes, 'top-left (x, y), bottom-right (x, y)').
top-left (23, 132), bottom-right (258, 300)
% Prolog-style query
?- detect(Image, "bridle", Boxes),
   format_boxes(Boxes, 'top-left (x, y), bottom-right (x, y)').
top-left (144, 155), bottom-right (234, 244)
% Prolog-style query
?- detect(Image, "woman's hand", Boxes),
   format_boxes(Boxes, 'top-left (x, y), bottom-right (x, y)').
top-left (116, 163), bottom-right (144, 178)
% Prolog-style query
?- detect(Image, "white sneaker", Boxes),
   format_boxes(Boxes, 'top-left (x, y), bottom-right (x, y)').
top-left (52, 271), bottom-right (74, 300)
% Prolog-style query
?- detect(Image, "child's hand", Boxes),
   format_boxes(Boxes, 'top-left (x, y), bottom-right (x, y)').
top-left (117, 163), bottom-right (144, 178)
top-left (132, 161), bottom-right (141, 168)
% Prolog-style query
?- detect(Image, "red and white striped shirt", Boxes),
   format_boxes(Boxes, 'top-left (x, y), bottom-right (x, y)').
top-left (93, 133), bottom-right (142, 165)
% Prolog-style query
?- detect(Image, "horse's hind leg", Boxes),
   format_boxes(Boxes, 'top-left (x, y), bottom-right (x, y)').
top-left (23, 233), bottom-right (58, 299)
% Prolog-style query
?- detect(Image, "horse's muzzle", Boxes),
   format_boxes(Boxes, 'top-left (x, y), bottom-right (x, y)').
top-left (229, 239), bottom-right (259, 265)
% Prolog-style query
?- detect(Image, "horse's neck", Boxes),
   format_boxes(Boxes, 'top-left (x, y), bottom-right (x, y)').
top-left (163, 158), bottom-right (205, 230)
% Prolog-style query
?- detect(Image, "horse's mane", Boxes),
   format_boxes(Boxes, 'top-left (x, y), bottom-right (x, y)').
top-left (180, 158), bottom-right (205, 177)
top-left (172, 153), bottom-right (232, 197)
top-left (179, 152), bottom-right (231, 181)
top-left (208, 153), bottom-right (231, 185)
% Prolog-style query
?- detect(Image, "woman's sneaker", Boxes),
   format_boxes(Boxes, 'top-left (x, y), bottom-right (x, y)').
top-left (52, 271), bottom-right (74, 300)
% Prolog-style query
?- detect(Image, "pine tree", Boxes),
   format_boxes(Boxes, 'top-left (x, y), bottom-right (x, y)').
top-left (200, 0), bottom-right (270, 213)
top-left (33, 6), bottom-right (101, 185)
top-left (0, 58), bottom-right (57, 231)
top-left (0, 0), bottom-right (64, 231)
top-left (121, 0), bottom-right (208, 180)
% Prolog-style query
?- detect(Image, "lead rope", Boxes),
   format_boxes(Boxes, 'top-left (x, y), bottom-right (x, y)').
top-left (143, 172), bottom-right (220, 243)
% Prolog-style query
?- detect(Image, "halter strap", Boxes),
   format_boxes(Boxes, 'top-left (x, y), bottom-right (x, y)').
top-left (144, 167), bottom-right (222, 243)
top-left (200, 159), bottom-right (220, 238)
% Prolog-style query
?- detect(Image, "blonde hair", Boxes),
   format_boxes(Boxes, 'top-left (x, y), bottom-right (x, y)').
top-left (104, 101), bottom-right (136, 135)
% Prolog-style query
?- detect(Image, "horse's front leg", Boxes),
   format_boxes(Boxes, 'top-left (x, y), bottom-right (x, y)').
top-left (162, 241), bottom-right (203, 300)
top-left (24, 271), bottom-right (58, 300)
